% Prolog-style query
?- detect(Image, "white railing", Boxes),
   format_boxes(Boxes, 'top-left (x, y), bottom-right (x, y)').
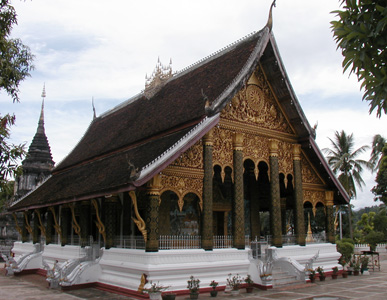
top-left (159, 235), bottom-right (201, 249)
top-left (214, 235), bottom-right (232, 248)
top-left (354, 243), bottom-right (387, 253)
top-left (115, 236), bottom-right (145, 249)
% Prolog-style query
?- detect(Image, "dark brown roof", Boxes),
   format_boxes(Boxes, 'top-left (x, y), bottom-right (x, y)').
top-left (9, 25), bottom-right (349, 212)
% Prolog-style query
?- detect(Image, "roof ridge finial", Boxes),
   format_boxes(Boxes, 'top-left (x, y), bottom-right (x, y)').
top-left (92, 97), bottom-right (97, 120)
top-left (265, 0), bottom-right (276, 32)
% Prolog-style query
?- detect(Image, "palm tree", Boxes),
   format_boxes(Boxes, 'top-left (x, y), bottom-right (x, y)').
top-left (323, 130), bottom-right (371, 239)
top-left (369, 134), bottom-right (386, 172)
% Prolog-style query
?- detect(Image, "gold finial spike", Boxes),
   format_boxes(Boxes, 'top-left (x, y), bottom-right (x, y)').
top-left (265, 0), bottom-right (276, 32)
top-left (92, 97), bottom-right (96, 120)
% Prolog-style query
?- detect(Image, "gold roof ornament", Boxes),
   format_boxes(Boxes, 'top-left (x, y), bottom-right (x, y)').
top-left (144, 57), bottom-right (173, 99)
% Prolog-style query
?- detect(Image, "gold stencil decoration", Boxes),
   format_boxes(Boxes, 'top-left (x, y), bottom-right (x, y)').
top-left (278, 141), bottom-right (293, 176)
top-left (301, 155), bottom-right (323, 184)
top-left (212, 126), bottom-right (233, 165)
top-left (221, 68), bottom-right (293, 134)
top-left (172, 142), bottom-right (203, 169)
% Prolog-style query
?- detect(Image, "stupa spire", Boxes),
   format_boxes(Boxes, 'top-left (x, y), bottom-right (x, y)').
top-left (38, 84), bottom-right (46, 134)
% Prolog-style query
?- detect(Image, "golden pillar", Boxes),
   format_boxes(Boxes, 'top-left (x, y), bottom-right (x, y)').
top-left (233, 132), bottom-right (245, 249)
top-left (202, 131), bottom-right (214, 250)
top-left (146, 175), bottom-right (161, 252)
top-left (293, 144), bottom-right (306, 246)
top-left (325, 191), bottom-right (335, 244)
top-left (269, 139), bottom-right (282, 247)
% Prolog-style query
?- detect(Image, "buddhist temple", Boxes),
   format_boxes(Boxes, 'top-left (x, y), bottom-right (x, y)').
top-left (4, 2), bottom-right (349, 298)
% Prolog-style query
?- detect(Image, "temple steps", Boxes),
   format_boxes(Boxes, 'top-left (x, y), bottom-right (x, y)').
top-left (271, 267), bottom-right (305, 288)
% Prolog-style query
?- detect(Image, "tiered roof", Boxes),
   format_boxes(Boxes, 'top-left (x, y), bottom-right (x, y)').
top-left (10, 20), bottom-right (349, 212)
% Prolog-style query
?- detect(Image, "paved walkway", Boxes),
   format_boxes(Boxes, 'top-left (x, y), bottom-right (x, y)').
top-left (1, 253), bottom-right (386, 300)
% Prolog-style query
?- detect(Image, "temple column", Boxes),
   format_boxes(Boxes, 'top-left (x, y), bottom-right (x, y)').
top-left (293, 144), bottom-right (306, 246)
top-left (325, 191), bottom-right (335, 244)
top-left (46, 210), bottom-right (53, 245)
top-left (146, 175), bottom-right (161, 252)
top-left (32, 211), bottom-right (39, 244)
top-left (22, 212), bottom-right (28, 243)
top-left (80, 200), bottom-right (91, 247)
top-left (269, 139), bottom-right (282, 247)
top-left (104, 195), bottom-right (119, 249)
top-left (233, 132), bottom-right (245, 249)
top-left (61, 206), bottom-right (70, 246)
top-left (202, 131), bottom-right (213, 251)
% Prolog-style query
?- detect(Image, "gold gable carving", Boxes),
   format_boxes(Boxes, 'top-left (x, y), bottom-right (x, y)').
top-left (243, 133), bottom-right (270, 163)
top-left (278, 141), bottom-right (293, 176)
top-left (212, 126), bottom-right (233, 166)
top-left (171, 141), bottom-right (203, 169)
top-left (221, 67), bottom-right (293, 135)
top-left (301, 154), bottom-right (323, 185)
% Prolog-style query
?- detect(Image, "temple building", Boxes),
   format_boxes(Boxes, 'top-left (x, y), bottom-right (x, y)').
top-left (13, 85), bottom-right (55, 200)
top-left (5, 4), bottom-right (348, 298)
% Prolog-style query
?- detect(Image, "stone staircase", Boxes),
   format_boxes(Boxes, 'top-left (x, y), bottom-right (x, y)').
top-left (271, 266), bottom-right (305, 288)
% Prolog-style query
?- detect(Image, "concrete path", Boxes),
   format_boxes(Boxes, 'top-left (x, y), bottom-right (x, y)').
top-left (1, 253), bottom-right (386, 300)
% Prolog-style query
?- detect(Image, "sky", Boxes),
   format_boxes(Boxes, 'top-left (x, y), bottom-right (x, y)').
top-left (1, 0), bottom-right (386, 210)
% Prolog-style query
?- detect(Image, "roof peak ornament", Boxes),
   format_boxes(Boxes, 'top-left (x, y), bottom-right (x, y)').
top-left (144, 57), bottom-right (173, 99)
top-left (265, 0), bottom-right (276, 32)
top-left (38, 84), bottom-right (46, 133)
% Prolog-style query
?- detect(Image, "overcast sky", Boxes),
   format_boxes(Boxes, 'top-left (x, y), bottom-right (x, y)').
top-left (2, 0), bottom-right (386, 210)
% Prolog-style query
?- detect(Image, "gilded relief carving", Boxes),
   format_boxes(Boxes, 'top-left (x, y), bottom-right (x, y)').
top-left (221, 68), bottom-right (293, 134)
top-left (243, 133), bottom-right (269, 163)
top-left (212, 126), bottom-right (233, 165)
top-left (278, 141), bottom-right (293, 176)
top-left (301, 155), bottom-right (323, 184)
top-left (171, 142), bottom-right (203, 169)
top-left (303, 190), bottom-right (325, 206)
top-left (161, 175), bottom-right (203, 209)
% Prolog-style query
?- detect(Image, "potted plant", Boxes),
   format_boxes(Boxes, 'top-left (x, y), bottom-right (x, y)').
top-left (332, 266), bottom-right (338, 279)
top-left (307, 269), bottom-right (316, 283)
top-left (317, 266), bottom-right (325, 281)
top-left (187, 275), bottom-right (200, 299)
top-left (227, 273), bottom-right (242, 295)
top-left (244, 275), bottom-right (254, 293)
top-left (360, 255), bottom-right (369, 274)
top-left (162, 292), bottom-right (176, 300)
top-left (144, 282), bottom-right (170, 300)
top-left (209, 280), bottom-right (218, 297)
top-left (353, 257), bottom-right (360, 276)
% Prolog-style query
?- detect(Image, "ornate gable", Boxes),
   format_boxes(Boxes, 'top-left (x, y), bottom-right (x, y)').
top-left (220, 67), bottom-right (294, 135)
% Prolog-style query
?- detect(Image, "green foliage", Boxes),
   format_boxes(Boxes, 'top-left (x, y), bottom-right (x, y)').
top-left (0, 114), bottom-right (25, 189)
top-left (0, 0), bottom-right (34, 102)
top-left (337, 240), bottom-right (354, 264)
top-left (365, 230), bottom-right (385, 251)
top-left (324, 130), bottom-right (370, 199)
top-left (331, 1), bottom-right (387, 117)
top-left (0, 180), bottom-right (14, 212)
top-left (369, 135), bottom-right (386, 172)
top-left (372, 143), bottom-right (387, 205)
top-left (341, 237), bottom-right (355, 245)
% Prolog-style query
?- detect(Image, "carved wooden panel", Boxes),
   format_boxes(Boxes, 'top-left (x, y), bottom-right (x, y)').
top-left (161, 175), bottom-right (203, 203)
top-left (212, 126), bottom-right (233, 166)
top-left (220, 67), bottom-right (293, 135)
top-left (301, 155), bottom-right (323, 185)
top-left (171, 141), bottom-right (203, 169)
top-left (303, 190), bottom-right (325, 206)
top-left (278, 141), bottom-right (294, 176)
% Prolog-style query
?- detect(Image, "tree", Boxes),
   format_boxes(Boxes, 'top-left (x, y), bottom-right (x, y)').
top-left (1, 0), bottom-right (34, 102)
top-left (369, 134), bottom-right (386, 172)
top-left (0, 114), bottom-right (25, 191)
top-left (331, 1), bottom-right (387, 117)
top-left (0, 0), bottom-right (32, 206)
top-left (323, 130), bottom-right (371, 238)
top-left (372, 143), bottom-right (387, 205)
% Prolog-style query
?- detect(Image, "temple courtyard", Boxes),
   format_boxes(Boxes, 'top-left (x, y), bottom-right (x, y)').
top-left (1, 252), bottom-right (386, 300)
